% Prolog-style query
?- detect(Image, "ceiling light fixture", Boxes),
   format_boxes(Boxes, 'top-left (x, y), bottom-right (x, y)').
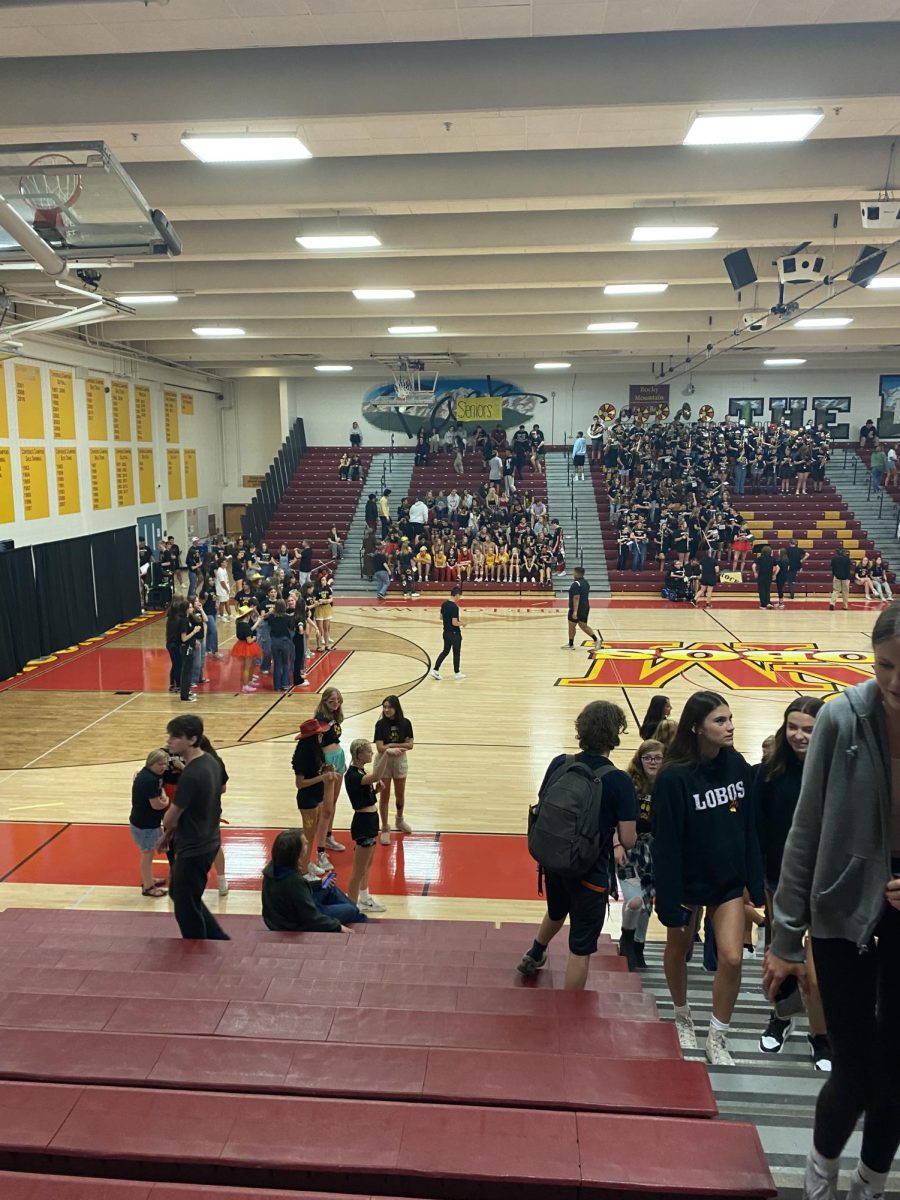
top-left (192, 326), bottom-right (246, 337)
top-left (587, 321), bottom-right (639, 332)
top-left (603, 283), bottom-right (668, 295)
top-left (352, 288), bottom-right (415, 300)
top-left (865, 275), bottom-right (900, 289)
top-left (764, 358), bottom-right (807, 366)
top-left (315, 364), bottom-right (353, 373)
top-left (181, 134), bottom-right (312, 163)
top-left (534, 362), bottom-right (570, 370)
top-left (388, 324), bottom-right (437, 335)
top-left (631, 226), bottom-right (718, 242)
top-left (116, 294), bottom-right (179, 305)
top-left (792, 316), bottom-right (853, 329)
top-left (297, 234), bottom-right (381, 250)
top-left (684, 110), bottom-right (824, 145)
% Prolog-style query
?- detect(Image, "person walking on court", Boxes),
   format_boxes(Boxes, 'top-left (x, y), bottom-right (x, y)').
top-left (431, 585), bottom-right (465, 680)
top-left (764, 604), bottom-right (900, 1200)
top-left (830, 547), bottom-right (852, 611)
top-left (518, 700), bottom-right (637, 990)
top-left (565, 566), bottom-right (601, 649)
top-left (158, 714), bottom-right (229, 940)
top-left (572, 430), bottom-right (588, 482)
top-left (753, 544), bottom-right (779, 609)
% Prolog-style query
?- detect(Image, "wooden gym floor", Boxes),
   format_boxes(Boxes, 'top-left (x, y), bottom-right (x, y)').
top-left (0, 597), bottom-right (876, 930)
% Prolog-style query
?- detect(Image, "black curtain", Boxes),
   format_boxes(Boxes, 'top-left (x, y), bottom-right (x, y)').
top-left (34, 536), bottom-right (98, 649)
top-left (112, 527), bottom-right (142, 624)
top-left (0, 547), bottom-right (42, 678)
top-left (91, 530), bottom-right (120, 632)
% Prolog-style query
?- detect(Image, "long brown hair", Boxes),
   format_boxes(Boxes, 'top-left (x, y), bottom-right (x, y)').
top-left (765, 697), bottom-right (825, 781)
top-left (627, 739), bottom-right (663, 795)
top-left (659, 690), bottom-right (728, 771)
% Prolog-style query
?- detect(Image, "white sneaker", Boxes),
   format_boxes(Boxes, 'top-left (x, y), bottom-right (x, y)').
top-left (394, 818), bottom-right (412, 834)
top-left (675, 1010), bottom-right (697, 1050)
top-left (705, 1028), bottom-right (734, 1067)
top-left (358, 895), bottom-right (387, 912)
top-left (431, 669), bottom-right (442, 680)
top-left (846, 1170), bottom-right (885, 1200)
top-left (324, 835), bottom-right (345, 852)
top-left (743, 943), bottom-right (757, 959)
top-left (303, 870), bottom-right (320, 882)
top-left (217, 878), bottom-right (229, 897)
top-left (379, 829), bottom-right (391, 846)
top-left (803, 1152), bottom-right (839, 1200)
top-left (306, 860), bottom-right (326, 877)
top-left (317, 852), bottom-right (333, 870)
top-left (454, 672), bottom-right (466, 679)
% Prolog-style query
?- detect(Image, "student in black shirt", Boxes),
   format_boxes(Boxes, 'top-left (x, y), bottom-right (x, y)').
top-left (159, 715), bottom-right (229, 940)
top-left (345, 738), bottom-right (400, 910)
top-left (753, 545), bottom-right (778, 610)
top-left (264, 599), bottom-right (293, 691)
top-left (374, 695), bottom-right (415, 845)
top-left (129, 748), bottom-right (170, 897)
top-left (291, 717), bottom-right (336, 879)
top-left (185, 540), bottom-right (201, 598)
top-left (565, 567), bottom-right (601, 649)
top-left (430, 586), bottom-right (464, 680)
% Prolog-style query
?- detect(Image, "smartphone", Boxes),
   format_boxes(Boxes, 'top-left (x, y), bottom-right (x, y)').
top-left (321, 871), bottom-right (336, 889)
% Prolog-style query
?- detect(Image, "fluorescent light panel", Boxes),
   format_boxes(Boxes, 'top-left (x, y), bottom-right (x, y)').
top-left (764, 358), bottom-right (807, 366)
top-left (352, 288), bottom-right (415, 300)
top-left (604, 283), bottom-right (668, 295)
top-left (192, 326), bottom-right (245, 337)
top-left (534, 362), bottom-right (570, 370)
top-left (116, 294), bottom-right (179, 304)
top-left (684, 110), bottom-right (824, 145)
top-left (298, 234), bottom-right (381, 250)
top-left (388, 324), bottom-right (437, 334)
top-left (631, 226), bottom-right (718, 242)
top-left (587, 321), bottom-right (639, 332)
top-left (181, 134), bottom-right (312, 162)
top-left (315, 364), bottom-right (353, 372)
top-left (793, 317), bottom-right (853, 329)
top-left (865, 275), bottom-right (900, 289)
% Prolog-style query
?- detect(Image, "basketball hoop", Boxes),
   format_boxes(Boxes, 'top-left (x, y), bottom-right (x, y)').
top-left (18, 154), bottom-right (83, 245)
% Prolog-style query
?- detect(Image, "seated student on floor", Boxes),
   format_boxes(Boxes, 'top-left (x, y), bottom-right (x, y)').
top-left (262, 828), bottom-right (365, 931)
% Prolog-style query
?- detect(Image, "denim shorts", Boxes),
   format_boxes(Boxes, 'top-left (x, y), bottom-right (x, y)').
top-left (130, 824), bottom-right (161, 853)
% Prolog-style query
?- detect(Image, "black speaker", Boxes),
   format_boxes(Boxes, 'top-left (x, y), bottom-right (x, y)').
top-left (848, 244), bottom-right (887, 287)
top-left (724, 249), bottom-right (758, 290)
top-left (0, 540), bottom-right (14, 553)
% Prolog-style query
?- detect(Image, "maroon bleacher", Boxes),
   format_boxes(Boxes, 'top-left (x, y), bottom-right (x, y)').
top-left (262, 447), bottom-right (373, 563)
top-left (0, 908), bottom-right (774, 1199)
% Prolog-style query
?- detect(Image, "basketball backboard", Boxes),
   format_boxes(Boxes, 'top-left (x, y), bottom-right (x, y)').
top-left (0, 141), bottom-right (181, 264)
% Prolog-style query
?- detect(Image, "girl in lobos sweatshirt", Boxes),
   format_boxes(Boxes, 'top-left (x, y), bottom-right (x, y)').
top-left (652, 690), bottom-right (764, 1067)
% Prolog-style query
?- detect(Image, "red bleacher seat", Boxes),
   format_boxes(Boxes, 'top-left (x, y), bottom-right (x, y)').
top-left (260, 447), bottom-right (374, 561)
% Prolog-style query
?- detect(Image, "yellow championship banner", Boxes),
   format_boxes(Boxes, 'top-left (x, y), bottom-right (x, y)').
top-left (183, 447), bottom-right (198, 498)
top-left (55, 447), bottom-right (80, 516)
top-left (115, 448), bottom-right (135, 507)
top-left (15, 364), bottom-right (44, 439)
top-left (90, 447), bottom-right (111, 511)
top-left (0, 447), bottom-right (14, 522)
top-left (164, 390), bottom-right (179, 443)
top-left (111, 380), bottom-right (131, 442)
top-left (0, 366), bottom-right (8, 438)
top-left (134, 385), bottom-right (152, 442)
top-left (86, 378), bottom-right (108, 441)
top-left (456, 396), bottom-right (503, 423)
top-left (138, 447), bottom-right (155, 504)
top-left (50, 371), bottom-right (76, 439)
top-left (20, 446), bottom-right (49, 520)
top-left (180, 393), bottom-right (194, 415)
top-left (167, 447), bottom-right (182, 500)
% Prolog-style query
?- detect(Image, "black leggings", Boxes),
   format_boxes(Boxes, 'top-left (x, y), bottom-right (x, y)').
top-left (292, 631), bottom-right (306, 684)
top-left (812, 904), bottom-right (900, 1172)
top-left (434, 630), bottom-right (461, 673)
top-left (179, 645), bottom-right (195, 700)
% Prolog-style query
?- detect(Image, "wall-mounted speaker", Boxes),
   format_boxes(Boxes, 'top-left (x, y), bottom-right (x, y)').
top-left (724, 248), bottom-right (758, 290)
top-left (848, 244), bottom-right (887, 287)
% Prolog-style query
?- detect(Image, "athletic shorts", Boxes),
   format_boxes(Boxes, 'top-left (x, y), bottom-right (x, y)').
top-left (573, 454), bottom-right (586, 467)
top-left (323, 746), bottom-right (346, 774)
top-left (374, 751), bottom-right (408, 779)
top-left (544, 872), bottom-right (606, 956)
top-left (351, 811), bottom-right (379, 846)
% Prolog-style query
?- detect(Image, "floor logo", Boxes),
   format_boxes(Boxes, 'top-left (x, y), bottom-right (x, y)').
top-left (557, 641), bottom-right (873, 694)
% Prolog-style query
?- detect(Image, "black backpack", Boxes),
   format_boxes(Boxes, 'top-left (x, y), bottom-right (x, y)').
top-left (527, 758), bottom-right (614, 893)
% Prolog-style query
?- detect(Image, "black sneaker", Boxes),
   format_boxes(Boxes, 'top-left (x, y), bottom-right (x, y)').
top-left (517, 949), bottom-right (547, 977)
top-left (759, 1013), bottom-right (794, 1053)
top-left (808, 1033), bottom-right (832, 1072)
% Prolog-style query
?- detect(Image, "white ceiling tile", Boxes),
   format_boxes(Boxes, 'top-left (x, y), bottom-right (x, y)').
top-left (0, 25), bottom-right (54, 52)
top-left (602, 0), bottom-right (676, 35)
top-left (822, 0), bottom-right (899, 18)
top-left (35, 21), bottom-right (125, 52)
top-left (105, 17), bottom-right (256, 50)
top-left (458, 5), bottom-right (532, 36)
top-left (745, 0), bottom-right (833, 25)
top-left (312, 11), bottom-right (392, 39)
top-left (672, 0), bottom-right (747, 30)
top-left (97, 0), bottom-right (237, 21)
top-left (0, 4), bottom-right (96, 27)
top-left (245, 15), bottom-right (324, 45)
top-left (474, 133), bottom-right (527, 150)
top-left (384, 8), bottom-right (462, 37)
top-left (532, 2), bottom-right (609, 36)
top-left (307, 0), bottom-right (382, 11)
top-left (381, 0), bottom-right (457, 9)
top-left (471, 115), bottom-right (527, 135)
top-left (228, 0), bottom-right (313, 13)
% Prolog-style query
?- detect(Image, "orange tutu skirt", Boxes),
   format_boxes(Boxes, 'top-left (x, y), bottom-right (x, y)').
top-left (231, 640), bottom-right (262, 659)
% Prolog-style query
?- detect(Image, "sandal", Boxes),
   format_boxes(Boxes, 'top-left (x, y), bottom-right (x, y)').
top-left (142, 885), bottom-right (168, 898)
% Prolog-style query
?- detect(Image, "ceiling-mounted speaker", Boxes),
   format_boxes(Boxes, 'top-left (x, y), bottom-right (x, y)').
top-left (723, 248), bottom-right (758, 290)
top-left (848, 244), bottom-right (888, 287)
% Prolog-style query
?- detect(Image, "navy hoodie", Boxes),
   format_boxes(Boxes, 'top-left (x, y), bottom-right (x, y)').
top-left (652, 747), bottom-right (764, 925)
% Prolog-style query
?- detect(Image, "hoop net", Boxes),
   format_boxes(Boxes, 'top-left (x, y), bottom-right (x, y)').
top-left (18, 154), bottom-right (83, 235)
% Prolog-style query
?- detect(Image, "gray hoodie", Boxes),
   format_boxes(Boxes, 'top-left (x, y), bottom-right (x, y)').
top-left (772, 677), bottom-right (894, 961)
